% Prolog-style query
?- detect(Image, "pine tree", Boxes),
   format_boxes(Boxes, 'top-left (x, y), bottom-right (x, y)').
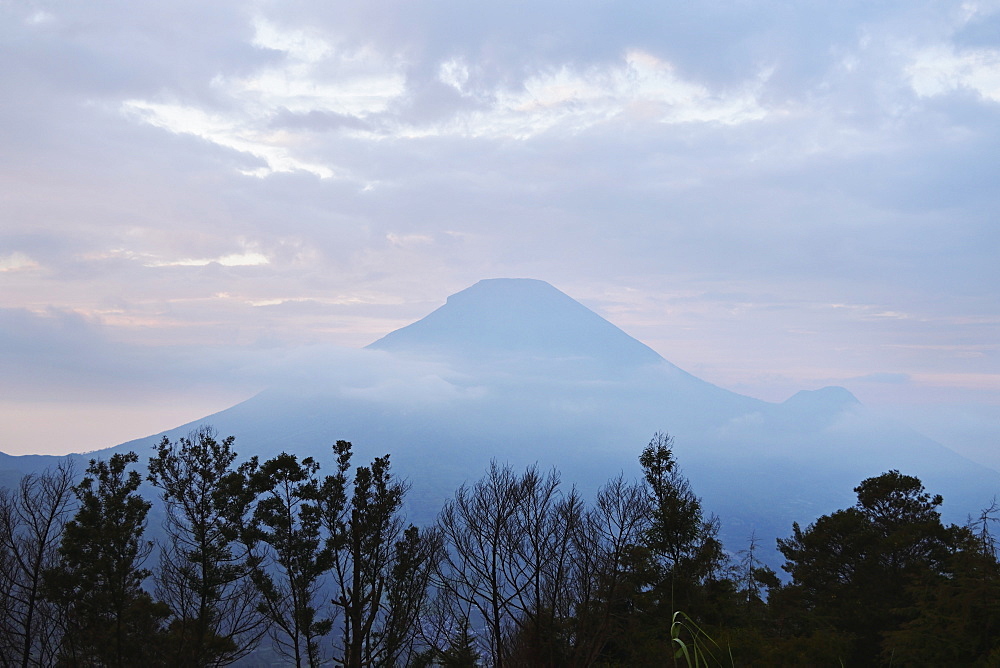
top-left (148, 427), bottom-right (266, 666)
top-left (244, 452), bottom-right (331, 667)
top-left (43, 452), bottom-right (168, 667)
top-left (639, 433), bottom-right (727, 616)
top-left (322, 440), bottom-right (440, 667)
top-left (777, 470), bottom-right (956, 664)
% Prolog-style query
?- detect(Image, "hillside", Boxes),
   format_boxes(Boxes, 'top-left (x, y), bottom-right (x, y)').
top-left (2, 278), bottom-right (997, 566)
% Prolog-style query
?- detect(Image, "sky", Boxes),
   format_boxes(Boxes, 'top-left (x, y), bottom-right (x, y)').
top-left (1, 0), bottom-right (998, 465)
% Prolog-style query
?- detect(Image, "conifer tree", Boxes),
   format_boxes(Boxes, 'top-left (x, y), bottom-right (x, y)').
top-left (777, 470), bottom-right (957, 664)
top-left (638, 433), bottom-right (726, 615)
top-left (148, 427), bottom-right (266, 666)
top-left (244, 452), bottom-right (331, 668)
top-left (43, 452), bottom-right (168, 667)
top-left (321, 440), bottom-right (440, 667)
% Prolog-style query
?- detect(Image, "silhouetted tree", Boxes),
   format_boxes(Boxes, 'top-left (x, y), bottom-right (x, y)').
top-left (244, 453), bottom-right (331, 668)
top-left (638, 433), bottom-right (727, 616)
top-left (380, 524), bottom-right (443, 666)
top-left (43, 452), bottom-right (168, 667)
top-left (436, 462), bottom-right (605, 667)
top-left (777, 470), bottom-right (956, 665)
top-left (564, 474), bottom-right (652, 666)
top-left (0, 460), bottom-right (75, 667)
top-left (321, 440), bottom-right (440, 667)
top-left (735, 532), bottom-right (779, 613)
top-left (505, 467), bottom-right (583, 667)
top-left (148, 427), bottom-right (266, 666)
top-left (434, 462), bottom-right (533, 667)
top-left (883, 502), bottom-right (1000, 665)
top-left (436, 623), bottom-right (482, 667)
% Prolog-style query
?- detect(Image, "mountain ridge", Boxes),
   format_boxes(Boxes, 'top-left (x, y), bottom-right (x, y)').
top-left (2, 278), bottom-right (997, 570)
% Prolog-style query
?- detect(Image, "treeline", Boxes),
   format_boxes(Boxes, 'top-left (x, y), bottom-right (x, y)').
top-left (2, 429), bottom-right (999, 667)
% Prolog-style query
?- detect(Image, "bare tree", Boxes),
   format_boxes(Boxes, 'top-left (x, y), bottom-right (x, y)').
top-left (435, 461), bottom-right (529, 667)
top-left (435, 462), bottom-right (591, 667)
top-left (969, 497), bottom-right (1000, 561)
top-left (0, 460), bottom-right (76, 668)
top-left (564, 474), bottom-right (652, 667)
top-left (505, 468), bottom-right (582, 666)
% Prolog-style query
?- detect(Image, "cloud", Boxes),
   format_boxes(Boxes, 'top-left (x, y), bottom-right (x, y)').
top-left (118, 16), bottom-right (408, 178)
top-left (0, 307), bottom-right (235, 401)
top-left (121, 99), bottom-right (337, 178)
top-left (409, 50), bottom-right (773, 139)
top-left (0, 303), bottom-right (459, 400)
top-left (1, 0), bottom-right (999, 458)
top-left (0, 252), bottom-right (39, 272)
top-left (145, 251), bottom-right (270, 268)
top-left (386, 233), bottom-right (433, 247)
top-left (907, 44), bottom-right (1000, 101)
top-left (120, 28), bottom-right (773, 177)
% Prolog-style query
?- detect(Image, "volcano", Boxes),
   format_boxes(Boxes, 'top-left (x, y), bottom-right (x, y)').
top-left (368, 278), bottom-right (663, 366)
top-left (2, 278), bottom-right (997, 565)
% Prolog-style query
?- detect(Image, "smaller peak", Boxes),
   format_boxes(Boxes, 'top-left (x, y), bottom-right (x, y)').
top-left (783, 386), bottom-right (861, 409)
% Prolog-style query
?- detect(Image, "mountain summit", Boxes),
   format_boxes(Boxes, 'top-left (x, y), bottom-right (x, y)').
top-left (3, 278), bottom-right (997, 573)
top-left (367, 278), bottom-right (663, 366)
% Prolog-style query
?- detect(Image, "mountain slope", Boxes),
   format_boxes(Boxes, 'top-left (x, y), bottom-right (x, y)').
top-left (368, 278), bottom-right (664, 366)
top-left (2, 279), bottom-right (997, 567)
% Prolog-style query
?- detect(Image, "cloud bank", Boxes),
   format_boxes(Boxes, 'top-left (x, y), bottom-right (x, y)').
top-left (0, 0), bottom-right (997, 460)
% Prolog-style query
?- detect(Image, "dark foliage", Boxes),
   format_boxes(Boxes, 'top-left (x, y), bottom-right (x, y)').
top-left (776, 470), bottom-right (963, 665)
top-left (322, 440), bottom-right (440, 667)
top-left (43, 452), bottom-right (169, 667)
top-left (243, 452), bottom-right (331, 667)
top-left (1, 428), bottom-right (996, 666)
top-left (148, 427), bottom-right (267, 666)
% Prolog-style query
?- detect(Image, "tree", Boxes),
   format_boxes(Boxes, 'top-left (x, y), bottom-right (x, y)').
top-left (433, 622), bottom-right (482, 667)
top-left (578, 433), bottom-right (731, 665)
top-left (638, 433), bottom-right (727, 617)
top-left (564, 474), bottom-right (652, 666)
top-left (777, 470), bottom-right (956, 665)
top-left (380, 524), bottom-right (443, 666)
top-left (970, 497), bottom-right (1000, 562)
top-left (148, 427), bottom-right (266, 666)
top-left (435, 462), bottom-right (588, 667)
top-left (435, 461), bottom-right (535, 667)
top-left (244, 452), bottom-right (331, 668)
top-left (0, 460), bottom-right (76, 667)
top-left (503, 468), bottom-right (584, 668)
top-left (43, 452), bottom-right (168, 667)
top-left (433, 439), bottom-right (730, 667)
top-left (883, 503), bottom-right (1000, 665)
top-left (735, 532), bottom-right (779, 612)
top-left (321, 440), bottom-right (439, 667)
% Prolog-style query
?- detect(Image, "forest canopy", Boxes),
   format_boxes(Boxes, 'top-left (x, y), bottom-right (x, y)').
top-left (1, 428), bottom-right (998, 667)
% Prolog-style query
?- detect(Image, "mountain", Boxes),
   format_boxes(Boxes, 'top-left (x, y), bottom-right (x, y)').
top-left (2, 278), bottom-right (998, 567)
top-left (368, 278), bottom-right (664, 367)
